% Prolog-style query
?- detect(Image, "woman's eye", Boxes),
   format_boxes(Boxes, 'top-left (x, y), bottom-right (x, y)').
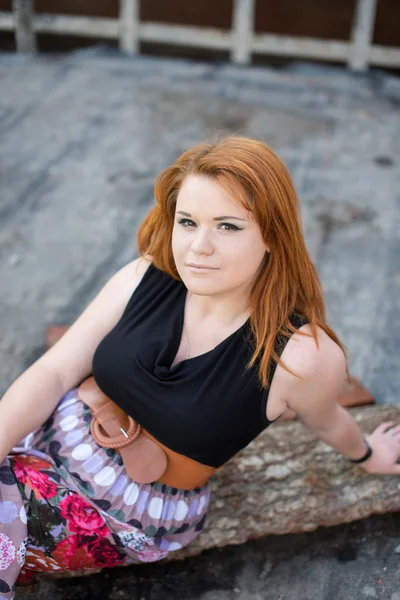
top-left (219, 223), bottom-right (242, 231)
top-left (177, 219), bottom-right (242, 231)
top-left (178, 218), bottom-right (196, 227)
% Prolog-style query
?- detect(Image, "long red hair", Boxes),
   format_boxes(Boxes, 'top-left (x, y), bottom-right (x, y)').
top-left (137, 136), bottom-right (348, 388)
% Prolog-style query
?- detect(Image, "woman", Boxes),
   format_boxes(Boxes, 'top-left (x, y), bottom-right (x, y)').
top-left (0, 137), bottom-right (399, 597)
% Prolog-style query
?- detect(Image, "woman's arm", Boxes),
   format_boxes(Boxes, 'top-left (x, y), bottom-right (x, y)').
top-left (279, 325), bottom-right (400, 475)
top-left (0, 361), bottom-right (64, 461)
top-left (0, 256), bottom-right (151, 463)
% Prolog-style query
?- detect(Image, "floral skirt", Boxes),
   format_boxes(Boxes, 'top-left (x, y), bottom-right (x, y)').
top-left (0, 389), bottom-right (211, 599)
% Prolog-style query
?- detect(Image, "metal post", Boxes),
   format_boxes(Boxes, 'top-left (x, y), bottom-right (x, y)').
top-left (231, 0), bottom-right (255, 64)
top-left (12, 0), bottom-right (36, 53)
top-left (348, 0), bottom-right (378, 71)
top-left (119, 0), bottom-right (139, 55)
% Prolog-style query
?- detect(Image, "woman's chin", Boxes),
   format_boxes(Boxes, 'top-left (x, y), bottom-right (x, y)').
top-left (183, 277), bottom-right (224, 296)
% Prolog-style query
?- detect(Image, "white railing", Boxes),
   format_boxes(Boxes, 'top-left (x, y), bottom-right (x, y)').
top-left (0, 0), bottom-right (399, 71)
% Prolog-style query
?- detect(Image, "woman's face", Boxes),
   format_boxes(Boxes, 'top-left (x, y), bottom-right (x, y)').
top-left (172, 175), bottom-right (269, 296)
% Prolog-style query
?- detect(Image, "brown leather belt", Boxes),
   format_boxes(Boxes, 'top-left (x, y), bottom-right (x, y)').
top-left (78, 376), bottom-right (217, 490)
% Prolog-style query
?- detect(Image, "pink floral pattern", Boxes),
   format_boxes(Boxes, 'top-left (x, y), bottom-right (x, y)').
top-left (136, 549), bottom-right (169, 563)
top-left (0, 388), bottom-right (211, 598)
top-left (12, 456), bottom-right (57, 501)
top-left (86, 538), bottom-right (125, 568)
top-left (59, 495), bottom-right (107, 537)
top-left (0, 533), bottom-right (16, 571)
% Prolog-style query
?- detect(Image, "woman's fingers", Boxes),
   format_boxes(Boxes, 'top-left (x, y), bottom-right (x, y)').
top-left (362, 423), bottom-right (400, 475)
top-left (388, 425), bottom-right (400, 434)
top-left (374, 421), bottom-right (395, 435)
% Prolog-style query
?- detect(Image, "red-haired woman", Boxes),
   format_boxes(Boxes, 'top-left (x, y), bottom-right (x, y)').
top-left (0, 137), bottom-right (399, 595)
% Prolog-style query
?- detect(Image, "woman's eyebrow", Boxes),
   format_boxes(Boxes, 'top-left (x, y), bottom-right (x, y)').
top-left (176, 210), bottom-right (246, 222)
top-left (214, 215), bottom-right (247, 222)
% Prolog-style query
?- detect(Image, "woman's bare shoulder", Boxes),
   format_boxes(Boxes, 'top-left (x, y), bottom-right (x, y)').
top-left (95, 255), bottom-right (152, 308)
top-left (276, 324), bottom-right (346, 422)
top-left (281, 324), bottom-right (345, 382)
top-left (119, 255), bottom-right (153, 285)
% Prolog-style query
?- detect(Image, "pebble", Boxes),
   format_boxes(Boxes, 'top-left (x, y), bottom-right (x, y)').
top-left (394, 544), bottom-right (400, 554)
top-left (362, 586), bottom-right (378, 598)
top-left (8, 254), bottom-right (20, 267)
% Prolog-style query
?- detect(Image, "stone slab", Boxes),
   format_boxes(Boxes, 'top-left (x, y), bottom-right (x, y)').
top-left (1, 51), bottom-right (400, 599)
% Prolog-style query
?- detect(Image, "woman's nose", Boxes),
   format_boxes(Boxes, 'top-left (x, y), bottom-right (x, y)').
top-left (190, 228), bottom-right (214, 255)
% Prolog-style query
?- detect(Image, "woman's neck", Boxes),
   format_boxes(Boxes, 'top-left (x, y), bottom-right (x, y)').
top-left (185, 287), bottom-right (251, 328)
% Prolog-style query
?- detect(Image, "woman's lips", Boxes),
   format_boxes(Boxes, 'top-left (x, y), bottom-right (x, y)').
top-left (186, 264), bottom-right (219, 272)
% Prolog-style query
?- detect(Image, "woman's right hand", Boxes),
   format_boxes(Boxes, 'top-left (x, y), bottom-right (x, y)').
top-left (360, 421), bottom-right (400, 475)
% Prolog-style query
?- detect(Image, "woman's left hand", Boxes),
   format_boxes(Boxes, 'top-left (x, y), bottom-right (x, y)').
top-left (360, 422), bottom-right (400, 475)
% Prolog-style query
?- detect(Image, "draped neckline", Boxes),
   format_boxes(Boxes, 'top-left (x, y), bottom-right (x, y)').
top-left (156, 280), bottom-right (251, 374)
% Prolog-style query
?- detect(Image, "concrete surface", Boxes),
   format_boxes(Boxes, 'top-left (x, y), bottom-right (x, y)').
top-left (20, 514), bottom-right (400, 600)
top-left (0, 48), bottom-right (400, 598)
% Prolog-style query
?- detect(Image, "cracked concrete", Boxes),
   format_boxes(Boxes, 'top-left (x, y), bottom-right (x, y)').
top-left (0, 49), bottom-right (400, 598)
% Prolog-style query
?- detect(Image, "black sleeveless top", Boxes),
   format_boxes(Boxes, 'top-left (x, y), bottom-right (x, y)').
top-left (92, 263), bottom-right (306, 468)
